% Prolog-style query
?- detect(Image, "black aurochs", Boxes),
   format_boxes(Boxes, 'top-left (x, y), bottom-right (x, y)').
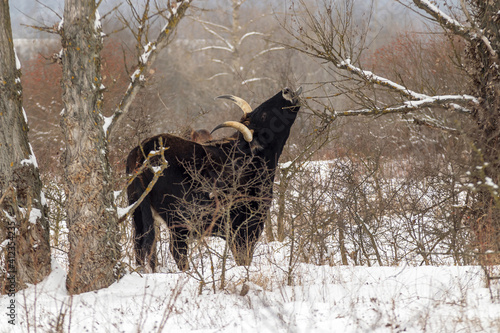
top-left (126, 87), bottom-right (302, 271)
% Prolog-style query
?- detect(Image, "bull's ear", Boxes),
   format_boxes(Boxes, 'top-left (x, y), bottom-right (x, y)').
top-left (282, 86), bottom-right (302, 104)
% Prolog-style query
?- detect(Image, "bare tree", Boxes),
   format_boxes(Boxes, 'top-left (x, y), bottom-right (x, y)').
top-left (193, 0), bottom-right (288, 90)
top-left (285, 0), bottom-right (499, 261)
top-left (58, 0), bottom-right (192, 294)
top-left (58, 0), bottom-right (121, 294)
top-left (0, 0), bottom-right (51, 292)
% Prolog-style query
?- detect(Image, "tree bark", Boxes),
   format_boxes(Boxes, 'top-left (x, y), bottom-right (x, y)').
top-left (467, 1), bottom-right (500, 259)
top-left (0, 0), bottom-right (51, 292)
top-left (60, 0), bottom-right (120, 294)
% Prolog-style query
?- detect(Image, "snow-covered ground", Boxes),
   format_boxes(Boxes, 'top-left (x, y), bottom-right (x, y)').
top-left (5, 239), bottom-right (500, 333)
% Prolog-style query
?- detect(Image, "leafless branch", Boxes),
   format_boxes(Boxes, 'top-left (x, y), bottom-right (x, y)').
top-left (106, 0), bottom-right (192, 137)
top-left (118, 141), bottom-right (169, 224)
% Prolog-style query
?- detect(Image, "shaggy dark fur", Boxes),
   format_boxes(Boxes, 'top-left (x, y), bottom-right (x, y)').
top-left (126, 88), bottom-right (301, 271)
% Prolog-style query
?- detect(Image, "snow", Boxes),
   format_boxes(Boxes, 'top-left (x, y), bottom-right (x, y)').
top-left (40, 191), bottom-right (47, 206)
top-left (21, 107), bottom-right (28, 124)
top-left (241, 78), bottom-right (265, 85)
top-left (94, 10), bottom-right (102, 31)
top-left (102, 115), bottom-right (113, 134)
top-left (5, 159), bottom-right (500, 332)
top-left (14, 48), bottom-right (21, 70)
top-left (8, 242), bottom-right (500, 333)
top-left (336, 58), bottom-right (478, 116)
top-left (130, 68), bottom-right (142, 83)
top-left (0, 239), bottom-right (10, 252)
top-left (17, 207), bottom-right (42, 224)
top-left (161, 0), bottom-right (190, 31)
top-left (117, 204), bottom-right (134, 219)
top-left (29, 208), bottom-right (42, 224)
top-left (485, 177), bottom-right (499, 190)
top-left (20, 151), bottom-right (39, 170)
top-left (140, 42), bottom-right (156, 65)
top-left (418, 0), bottom-right (463, 29)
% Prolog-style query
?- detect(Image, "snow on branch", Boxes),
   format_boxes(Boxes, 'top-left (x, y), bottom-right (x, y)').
top-left (412, 0), bottom-right (498, 60)
top-left (104, 0), bottom-right (191, 137)
top-left (118, 144), bottom-right (169, 223)
top-left (335, 96), bottom-right (473, 117)
top-left (334, 59), bottom-right (478, 118)
top-left (338, 59), bottom-right (427, 100)
top-left (251, 47), bottom-right (286, 60)
top-left (238, 32), bottom-right (265, 45)
top-left (199, 23), bottom-right (235, 52)
top-left (196, 45), bottom-right (234, 53)
top-left (412, 0), bottom-right (465, 34)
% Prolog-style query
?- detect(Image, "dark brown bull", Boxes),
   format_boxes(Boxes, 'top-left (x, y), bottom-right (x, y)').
top-left (126, 87), bottom-right (302, 271)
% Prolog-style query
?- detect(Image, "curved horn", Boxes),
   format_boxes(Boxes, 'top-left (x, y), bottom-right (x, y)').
top-left (211, 121), bottom-right (253, 142)
top-left (216, 95), bottom-right (252, 114)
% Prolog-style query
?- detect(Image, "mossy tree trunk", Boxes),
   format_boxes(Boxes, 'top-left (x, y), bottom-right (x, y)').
top-left (0, 0), bottom-right (51, 292)
top-left (467, 0), bottom-right (500, 260)
top-left (60, 0), bottom-right (120, 294)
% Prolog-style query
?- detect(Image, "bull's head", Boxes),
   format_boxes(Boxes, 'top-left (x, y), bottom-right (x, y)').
top-left (212, 87), bottom-right (302, 149)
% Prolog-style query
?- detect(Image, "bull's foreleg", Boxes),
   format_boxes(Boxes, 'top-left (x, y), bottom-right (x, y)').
top-left (170, 228), bottom-right (190, 271)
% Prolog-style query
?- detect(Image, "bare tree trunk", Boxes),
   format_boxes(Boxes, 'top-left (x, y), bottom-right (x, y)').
top-left (60, 0), bottom-right (120, 294)
top-left (467, 1), bottom-right (500, 260)
top-left (0, 0), bottom-right (51, 292)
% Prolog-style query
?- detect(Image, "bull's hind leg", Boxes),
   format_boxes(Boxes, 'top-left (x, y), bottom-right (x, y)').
top-left (133, 204), bottom-right (158, 272)
top-left (169, 228), bottom-right (190, 271)
top-left (133, 206), bottom-right (146, 266)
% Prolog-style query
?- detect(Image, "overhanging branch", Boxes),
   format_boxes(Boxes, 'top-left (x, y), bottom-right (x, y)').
top-left (118, 142), bottom-right (169, 224)
top-left (411, 0), bottom-right (498, 60)
top-left (105, 0), bottom-right (192, 137)
top-left (333, 59), bottom-right (478, 118)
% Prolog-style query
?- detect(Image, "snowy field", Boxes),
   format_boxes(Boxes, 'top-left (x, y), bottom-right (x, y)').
top-left (5, 239), bottom-right (500, 333)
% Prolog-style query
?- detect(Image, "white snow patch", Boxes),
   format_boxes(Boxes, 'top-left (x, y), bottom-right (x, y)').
top-left (113, 191), bottom-right (122, 200)
top-left (117, 204), bottom-right (134, 219)
top-left (29, 208), bottom-right (42, 224)
top-left (0, 239), bottom-right (10, 252)
top-left (18, 207), bottom-right (42, 224)
top-left (485, 177), bottom-right (499, 190)
top-left (2, 210), bottom-right (15, 223)
top-left (140, 42), bottom-right (156, 64)
top-left (102, 115), bottom-right (113, 134)
top-left (94, 9), bottom-right (102, 31)
top-left (161, 0), bottom-right (190, 31)
top-left (14, 47), bottom-right (21, 70)
top-left (11, 245), bottom-right (500, 333)
top-left (419, 0), bottom-right (464, 28)
top-left (40, 191), bottom-right (47, 206)
top-left (130, 68), bottom-right (142, 82)
top-left (22, 107), bottom-right (28, 124)
top-left (20, 147), bottom-right (39, 169)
